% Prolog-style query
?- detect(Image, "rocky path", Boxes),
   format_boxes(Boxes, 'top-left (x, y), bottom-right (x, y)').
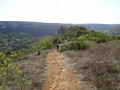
top-left (44, 50), bottom-right (86, 90)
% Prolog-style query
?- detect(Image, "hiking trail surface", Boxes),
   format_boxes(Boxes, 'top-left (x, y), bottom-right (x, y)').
top-left (44, 50), bottom-right (89, 90)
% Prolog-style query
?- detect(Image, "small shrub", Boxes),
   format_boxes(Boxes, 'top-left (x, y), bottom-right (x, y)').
top-left (96, 38), bottom-right (107, 43)
top-left (60, 41), bottom-right (90, 52)
top-left (80, 43), bottom-right (90, 50)
top-left (59, 45), bottom-right (69, 52)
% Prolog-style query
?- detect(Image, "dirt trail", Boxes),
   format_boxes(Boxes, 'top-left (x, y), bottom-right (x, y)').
top-left (44, 50), bottom-right (86, 90)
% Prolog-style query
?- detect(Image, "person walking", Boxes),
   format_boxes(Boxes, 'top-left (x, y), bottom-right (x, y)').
top-left (57, 43), bottom-right (59, 52)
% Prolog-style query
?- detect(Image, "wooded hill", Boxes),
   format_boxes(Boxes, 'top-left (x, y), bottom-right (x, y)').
top-left (1, 21), bottom-right (118, 53)
top-left (0, 21), bottom-right (60, 36)
top-left (0, 21), bottom-right (119, 36)
top-left (104, 25), bottom-right (120, 36)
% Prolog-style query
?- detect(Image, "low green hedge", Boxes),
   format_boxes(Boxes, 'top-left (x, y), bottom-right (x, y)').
top-left (60, 41), bottom-right (90, 52)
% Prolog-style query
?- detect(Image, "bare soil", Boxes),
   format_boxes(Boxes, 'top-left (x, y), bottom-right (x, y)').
top-left (44, 50), bottom-right (89, 90)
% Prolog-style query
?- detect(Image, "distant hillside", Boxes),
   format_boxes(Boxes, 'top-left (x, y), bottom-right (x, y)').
top-left (104, 25), bottom-right (120, 36)
top-left (62, 24), bottom-right (119, 32)
top-left (57, 24), bottom-right (119, 34)
top-left (0, 21), bottom-right (60, 36)
top-left (0, 21), bottom-right (119, 36)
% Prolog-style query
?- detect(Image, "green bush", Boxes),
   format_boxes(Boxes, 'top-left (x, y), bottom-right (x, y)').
top-left (0, 52), bottom-right (28, 89)
top-left (80, 42), bottom-right (90, 50)
top-left (60, 41), bottom-right (90, 52)
top-left (112, 35), bottom-right (120, 40)
top-left (59, 45), bottom-right (69, 52)
top-left (40, 37), bottom-right (53, 50)
top-left (96, 38), bottom-right (107, 43)
top-left (63, 26), bottom-right (109, 42)
top-left (52, 36), bottom-right (63, 44)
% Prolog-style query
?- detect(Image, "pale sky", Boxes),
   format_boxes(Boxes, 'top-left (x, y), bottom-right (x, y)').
top-left (0, 0), bottom-right (120, 24)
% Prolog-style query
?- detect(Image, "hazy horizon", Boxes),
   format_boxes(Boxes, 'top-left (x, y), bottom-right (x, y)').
top-left (0, 21), bottom-right (120, 25)
top-left (0, 0), bottom-right (120, 24)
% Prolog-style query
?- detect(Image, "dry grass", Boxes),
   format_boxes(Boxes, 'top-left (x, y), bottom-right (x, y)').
top-left (63, 40), bottom-right (120, 90)
top-left (8, 49), bottom-right (52, 90)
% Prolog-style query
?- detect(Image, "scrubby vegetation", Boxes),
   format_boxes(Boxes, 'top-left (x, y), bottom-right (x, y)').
top-left (0, 52), bottom-right (28, 90)
top-left (39, 35), bottom-right (64, 50)
top-left (40, 37), bottom-right (53, 50)
top-left (0, 26), bottom-right (112, 55)
top-left (60, 26), bottom-right (110, 42)
top-left (1, 25), bottom-right (120, 90)
top-left (96, 38), bottom-right (107, 43)
top-left (39, 26), bottom-right (111, 53)
top-left (17, 50), bottom-right (50, 90)
top-left (57, 26), bottom-right (120, 89)
top-left (60, 41), bottom-right (90, 52)
top-left (63, 42), bottom-right (120, 90)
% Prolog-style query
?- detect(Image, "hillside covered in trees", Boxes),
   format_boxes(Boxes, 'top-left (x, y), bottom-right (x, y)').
top-left (0, 21), bottom-right (60, 36)
top-left (1, 21), bottom-right (118, 54)
top-left (57, 26), bottom-right (109, 41)
top-left (0, 21), bottom-right (119, 36)
top-left (0, 32), bottom-right (40, 52)
top-left (105, 25), bottom-right (120, 36)
top-left (0, 25), bottom-right (114, 55)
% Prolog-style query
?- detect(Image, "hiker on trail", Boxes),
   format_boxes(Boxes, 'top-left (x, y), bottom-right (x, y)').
top-left (57, 43), bottom-right (59, 51)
